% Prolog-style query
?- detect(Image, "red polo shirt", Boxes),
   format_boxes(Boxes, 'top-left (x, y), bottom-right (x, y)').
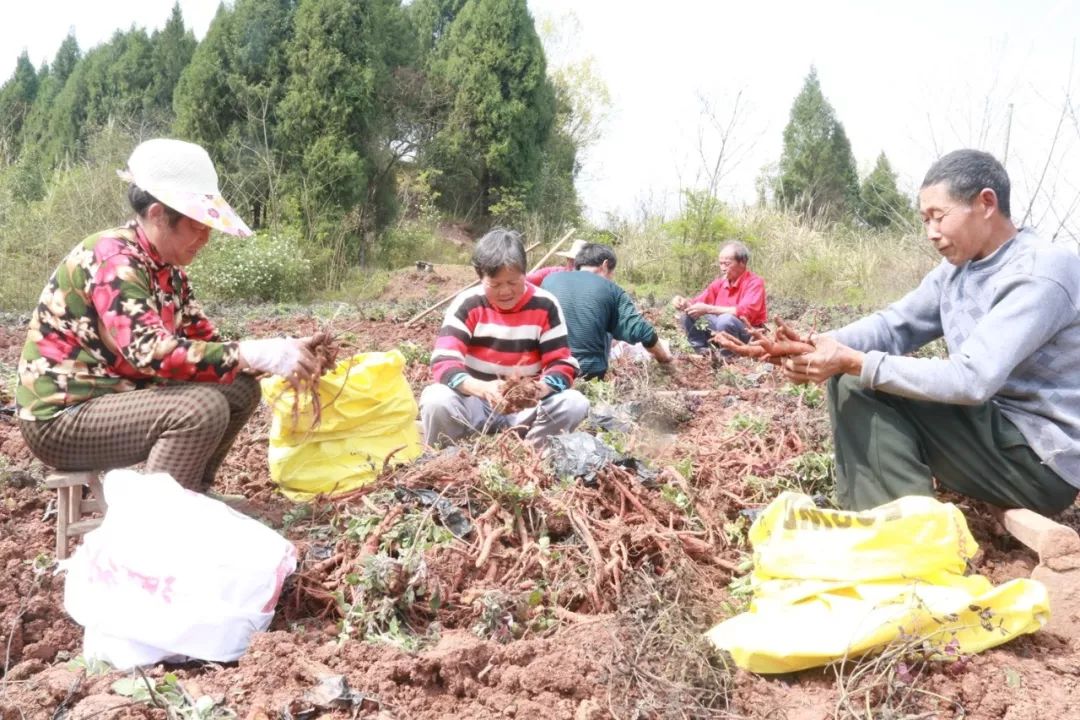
top-left (691, 269), bottom-right (767, 326)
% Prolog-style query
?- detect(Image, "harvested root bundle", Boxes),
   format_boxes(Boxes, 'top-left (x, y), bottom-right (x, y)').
top-left (287, 332), bottom-right (344, 430)
top-left (713, 316), bottom-right (815, 363)
top-left (500, 375), bottom-right (544, 413)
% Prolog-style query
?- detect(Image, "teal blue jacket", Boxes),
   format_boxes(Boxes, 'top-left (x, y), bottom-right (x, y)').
top-left (542, 270), bottom-right (658, 378)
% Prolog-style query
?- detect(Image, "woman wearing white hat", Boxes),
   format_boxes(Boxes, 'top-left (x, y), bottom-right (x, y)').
top-left (15, 138), bottom-right (317, 491)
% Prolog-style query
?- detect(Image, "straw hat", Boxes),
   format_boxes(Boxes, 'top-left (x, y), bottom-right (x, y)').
top-left (555, 238), bottom-right (589, 260)
top-left (118, 138), bottom-right (252, 237)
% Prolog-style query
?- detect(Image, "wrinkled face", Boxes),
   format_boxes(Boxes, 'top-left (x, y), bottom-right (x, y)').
top-left (145, 205), bottom-right (212, 266)
top-left (919, 182), bottom-right (991, 265)
top-left (482, 266), bottom-right (527, 310)
top-left (718, 247), bottom-right (746, 283)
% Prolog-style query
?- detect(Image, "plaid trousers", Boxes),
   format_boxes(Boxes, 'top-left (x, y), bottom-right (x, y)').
top-left (19, 375), bottom-right (261, 490)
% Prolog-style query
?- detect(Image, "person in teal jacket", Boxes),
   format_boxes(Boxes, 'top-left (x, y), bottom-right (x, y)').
top-left (542, 243), bottom-right (673, 380)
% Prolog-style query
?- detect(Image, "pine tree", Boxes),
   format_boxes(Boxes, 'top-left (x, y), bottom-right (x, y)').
top-left (9, 37), bottom-right (80, 200)
top-left (173, 0), bottom-right (296, 226)
top-left (0, 53), bottom-right (40, 163)
top-left (424, 0), bottom-right (555, 217)
top-left (409, 0), bottom-right (467, 60)
top-left (50, 34), bottom-right (81, 84)
top-left (148, 3), bottom-right (197, 111)
top-left (859, 151), bottom-right (913, 229)
top-left (278, 0), bottom-right (408, 242)
top-left (38, 29), bottom-right (156, 164)
top-left (19, 34), bottom-right (81, 151)
top-left (774, 67), bottom-right (859, 221)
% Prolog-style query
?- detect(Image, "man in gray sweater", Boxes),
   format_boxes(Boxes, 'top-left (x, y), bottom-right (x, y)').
top-left (783, 149), bottom-right (1079, 514)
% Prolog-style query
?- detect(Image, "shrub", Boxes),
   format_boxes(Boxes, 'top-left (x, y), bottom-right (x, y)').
top-left (188, 231), bottom-right (313, 303)
top-left (371, 220), bottom-right (471, 270)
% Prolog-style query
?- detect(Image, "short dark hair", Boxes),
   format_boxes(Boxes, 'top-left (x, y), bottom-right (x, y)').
top-left (921, 149), bottom-right (1011, 218)
top-left (472, 227), bottom-right (527, 278)
top-left (127, 184), bottom-right (184, 227)
top-left (574, 243), bottom-right (617, 271)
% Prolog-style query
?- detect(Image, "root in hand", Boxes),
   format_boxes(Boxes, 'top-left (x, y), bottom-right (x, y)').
top-left (500, 375), bottom-right (544, 413)
top-left (288, 332), bottom-right (344, 430)
top-left (713, 316), bottom-right (815, 363)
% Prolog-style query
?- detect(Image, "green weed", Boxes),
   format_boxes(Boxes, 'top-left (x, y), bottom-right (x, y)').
top-left (577, 377), bottom-right (619, 405)
top-left (715, 367), bottom-right (754, 390)
top-left (660, 483), bottom-right (693, 512)
top-left (113, 673), bottom-right (236, 719)
top-left (727, 413), bottom-right (768, 435)
top-left (781, 381), bottom-right (824, 408)
top-left (337, 551), bottom-right (437, 651)
top-left (479, 459), bottom-right (539, 503)
top-left (396, 340), bottom-right (431, 367)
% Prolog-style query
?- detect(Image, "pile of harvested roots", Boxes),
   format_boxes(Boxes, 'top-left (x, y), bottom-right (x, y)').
top-left (284, 430), bottom-right (742, 636)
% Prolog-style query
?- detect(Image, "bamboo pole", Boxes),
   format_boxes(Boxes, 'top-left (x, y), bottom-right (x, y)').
top-left (403, 237), bottom-right (551, 327)
top-left (525, 226), bottom-right (577, 275)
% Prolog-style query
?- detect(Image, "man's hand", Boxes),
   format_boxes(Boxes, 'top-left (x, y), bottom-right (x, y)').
top-left (672, 295), bottom-right (689, 311)
top-left (781, 334), bottom-right (864, 384)
top-left (460, 377), bottom-right (505, 405)
top-left (649, 338), bottom-right (674, 365)
top-left (685, 302), bottom-right (714, 319)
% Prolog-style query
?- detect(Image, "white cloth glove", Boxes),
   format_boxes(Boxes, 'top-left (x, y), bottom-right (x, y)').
top-left (238, 338), bottom-right (306, 377)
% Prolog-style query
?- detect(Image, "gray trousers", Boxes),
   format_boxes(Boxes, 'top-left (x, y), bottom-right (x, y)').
top-left (680, 313), bottom-right (750, 353)
top-left (828, 374), bottom-right (1077, 514)
top-left (420, 383), bottom-right (590, 447)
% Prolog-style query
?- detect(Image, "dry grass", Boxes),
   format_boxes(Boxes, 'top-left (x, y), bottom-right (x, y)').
top-left (605, 565), bottom-right (738, 720)
top-left (831, 627), bottom-right (970, 720)
top-left (613, 205), bottom-right (937, 308)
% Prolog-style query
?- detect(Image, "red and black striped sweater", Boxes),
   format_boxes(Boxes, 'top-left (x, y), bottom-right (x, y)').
top-left (431, 284), bottom-right (579, 392)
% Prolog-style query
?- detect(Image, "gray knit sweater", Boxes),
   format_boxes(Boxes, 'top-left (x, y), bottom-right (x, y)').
top-left (833, 230), bottom-right (1080, 488)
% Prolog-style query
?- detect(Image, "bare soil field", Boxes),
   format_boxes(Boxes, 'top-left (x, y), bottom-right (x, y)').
top-left (1, 272), bottom-right (1078, 719)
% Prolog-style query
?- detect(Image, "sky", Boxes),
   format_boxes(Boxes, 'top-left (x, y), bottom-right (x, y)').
top-left (3, 0), bottom-right (1079, 239)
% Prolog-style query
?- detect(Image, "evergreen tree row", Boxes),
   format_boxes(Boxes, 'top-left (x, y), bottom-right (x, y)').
top-left (773, 68), bottom-right (914, 230)
top-left (0, 0), bottom-right (572, 257)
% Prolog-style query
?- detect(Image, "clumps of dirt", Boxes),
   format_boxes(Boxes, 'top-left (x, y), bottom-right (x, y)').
top-left (377, 264), bottom-right (478, 303)
top-left (179, 623), bottom-right (613, 719)
top-left (499, 375), bottom-right (544, 413)
top-left (637, 391), bottom-right (702, 431)
top-left (0, 485), bottom-right (83, 680)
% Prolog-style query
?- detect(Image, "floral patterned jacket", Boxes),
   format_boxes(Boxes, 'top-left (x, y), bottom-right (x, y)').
top-left (17, 222), bottom-right (241, 421)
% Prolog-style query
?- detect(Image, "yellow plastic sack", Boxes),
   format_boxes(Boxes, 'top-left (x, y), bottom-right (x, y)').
top-left (261, 350), bottom-right (422, 501)
top-left (706, 492), bottom-right (1049, 673)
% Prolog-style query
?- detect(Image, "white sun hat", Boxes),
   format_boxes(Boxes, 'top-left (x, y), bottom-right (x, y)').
top-left (117, 138), bottom-right (252, 237)
top-left (555, 238), bottom-right (588, 260)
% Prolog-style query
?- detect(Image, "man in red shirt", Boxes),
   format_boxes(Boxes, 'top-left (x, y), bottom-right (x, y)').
top-left (672, 241), bottom-right (767, 355)
top-left (525, 238), bottom-right (587, 286)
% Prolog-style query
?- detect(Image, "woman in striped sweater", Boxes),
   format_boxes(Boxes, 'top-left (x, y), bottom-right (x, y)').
top-left (420, 229), bottom-right (590, 447)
